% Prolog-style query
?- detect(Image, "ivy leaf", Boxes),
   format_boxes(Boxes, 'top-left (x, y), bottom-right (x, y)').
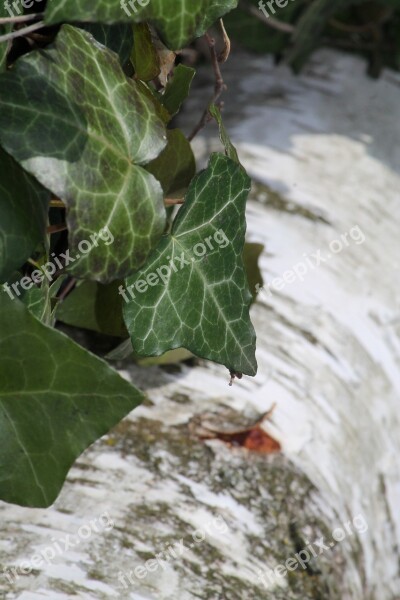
top-left (0, 291), bottom-right (144, 508)
top-left (0, 25), bottom-right (167, 284)
top-left (45, 0), bottom-right (238, 50)
top-left (56, 280), bottom-right (127, 338)
top-left (0, 148), bottom-right (49, 283)
top-left (131, 23), bottom-right (160, 81)
top-left (78, 23), bottom-right (134, 67)
top-left (145, 129), bottom-right (196, 195)
top-left (123, 153), bottom-right (257, 377)
top-left (161, 64), bottom-right (196, 118)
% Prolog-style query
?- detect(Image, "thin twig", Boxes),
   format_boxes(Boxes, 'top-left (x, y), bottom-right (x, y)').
top-left (0, 20), bottom-right (45, 44)
top-left (188, 32), bottom-right (226, 142)
top-left (165, 198), bottom-right (184, 205)
top-left (57, 277), bottom-right (77, 302)
top-left (0, 13), bottom-right (44, 25)
top-left (240, 1), bottom-right (294, 34)
top-left (47, 224), bottom-right (67, 234)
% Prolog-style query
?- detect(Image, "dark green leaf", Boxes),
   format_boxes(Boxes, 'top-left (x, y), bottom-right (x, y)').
top-left (0, 25), bottom-right (168, 284)
top-left (0, 291), bottom-right (143, 507)
top-left (161, 64), bottom-right (195, 118)
top-left (78, 22), bottom-right (134, 66)
top-left (45, 0), bottom-right (238, 49)
top-left (146, 129), bottom-right (196, 195)
top-left (132, 22), bottom-right (160, 81)
top-left (0, 147), bottom-right (49, 283)
top-left (123, 153), bottom-right (257, 377)
top-left (56, 280), bottom-right (127, 338)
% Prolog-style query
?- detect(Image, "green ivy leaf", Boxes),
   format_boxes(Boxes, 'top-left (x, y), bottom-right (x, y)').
top-left (45, 0), bottom-right (238, 49)
top-left (0, 291), bottom-right (143, 508)
top-left (123, 153), bottom-right (257, 377)
top-left (78, 23), bottom-right (134, 67)
top-left (56, 280), bottom-right (127, 338)
top-left (145, 129), bottom-right (196, 195)
top-left (0, 148), bottom-right (49, 283)
top-left (0, 25), bottom-right (167, 283)
top-left (132, 22), bottom-right (160, 81)
top-left (161, 64), bottom-right (195, 118)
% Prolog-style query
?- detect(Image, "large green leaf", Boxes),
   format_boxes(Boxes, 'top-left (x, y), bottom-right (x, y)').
top-left (0, 25), bottom-right (167, 283)
top-left (0, 291), bottom-right (143, 507)
top-left (123, 153), bottom-right (257, 377)
top-left (0, 148), bottom-right (50, 283)
top-left (45, 0), bottom-right (238, 49)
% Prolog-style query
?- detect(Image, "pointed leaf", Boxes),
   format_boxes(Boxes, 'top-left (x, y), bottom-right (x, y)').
top-left (0, 291), bottom-right (143, 508)
top-left (45, 0), bottom-right (238, 50)
top-left (0, 25), bottom-right (167, 283)
top-left (210, 104), bottom-right (240, 164)
top-left (123, 153), bottom-right (257, 376)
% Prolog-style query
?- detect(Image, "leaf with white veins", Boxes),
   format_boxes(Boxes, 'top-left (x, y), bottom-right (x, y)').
top-left (123, 153), bottom-right (257, 377)
top-left (0, 25), bottom-right (167, 283)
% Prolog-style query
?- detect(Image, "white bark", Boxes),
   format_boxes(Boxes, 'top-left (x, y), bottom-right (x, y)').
top-left (1, 49), bottom-right (399, 600)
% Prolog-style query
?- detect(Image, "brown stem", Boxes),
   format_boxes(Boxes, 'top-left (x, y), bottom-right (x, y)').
top-left (47, 224), bottom-right (67, 234)
top-left (165, 198), bottom-right (184, 205)
top-left (188, 32), bottom-right (226, 142)
top-left (56, 277), bottom-right (77, 302)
